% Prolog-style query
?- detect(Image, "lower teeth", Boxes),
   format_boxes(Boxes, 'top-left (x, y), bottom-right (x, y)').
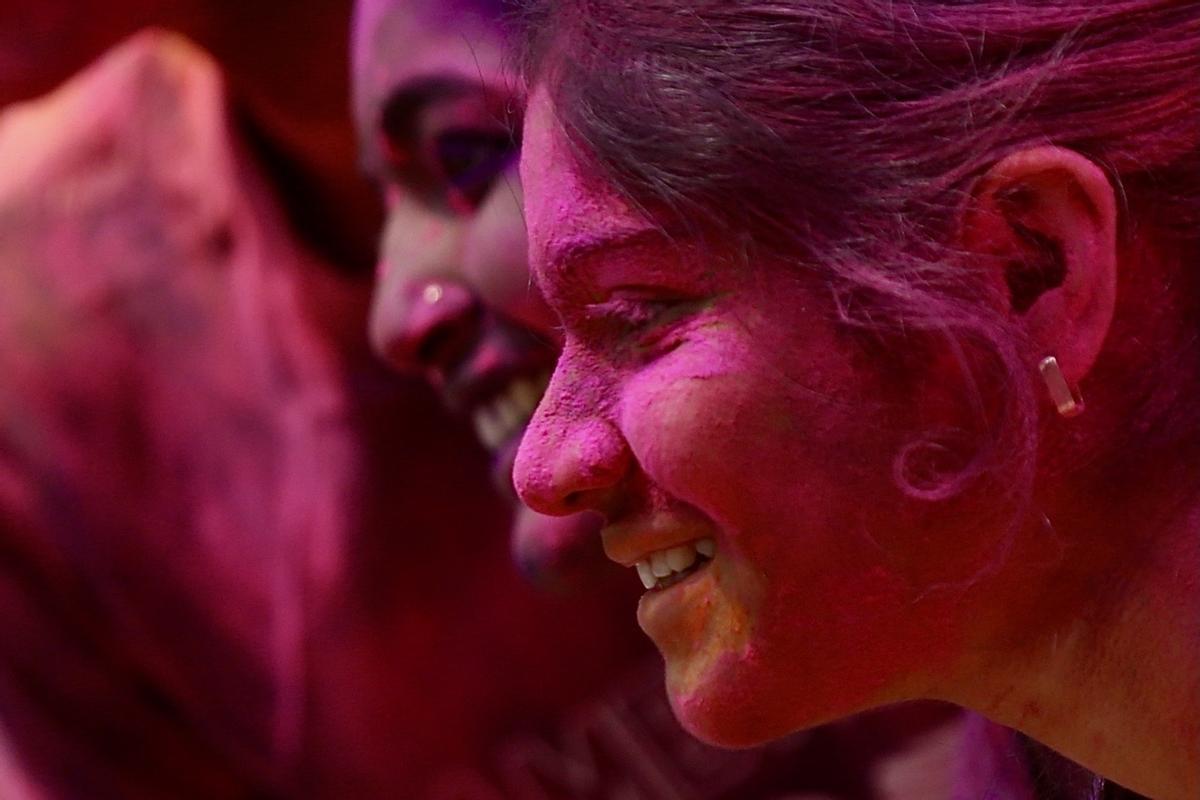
top-left (653, 556), bottom-right (711, 591)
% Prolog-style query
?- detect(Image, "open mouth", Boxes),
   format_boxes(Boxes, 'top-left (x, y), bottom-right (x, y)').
top-left (469, 371), bottom-right (551, 453)
top-left (634, 538), bottom-right (716, 592)
top-left (440, 312), bottom-right (558, 461)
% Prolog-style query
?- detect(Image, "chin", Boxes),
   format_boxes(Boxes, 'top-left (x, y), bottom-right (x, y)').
top-left (661, 649), bottom-right (817, 749)
top-left (661, 637), bottom-right (894, 749)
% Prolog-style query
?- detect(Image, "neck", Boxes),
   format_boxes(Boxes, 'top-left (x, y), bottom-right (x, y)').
top-left (962, 484), bottom-right (1200, 800)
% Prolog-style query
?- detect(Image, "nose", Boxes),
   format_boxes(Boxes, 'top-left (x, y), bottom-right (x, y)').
top-left (514, 378), bottom-right (632, 518)
top-left (370, 279), bottom-right (482, 380)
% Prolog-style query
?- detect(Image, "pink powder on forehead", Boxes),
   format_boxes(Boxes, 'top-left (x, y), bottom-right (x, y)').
top-left (520, 86), bottom-right (660, 291)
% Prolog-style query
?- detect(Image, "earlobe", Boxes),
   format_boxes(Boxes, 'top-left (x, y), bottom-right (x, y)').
top-left (959, 146), bottom-right (1119, 387)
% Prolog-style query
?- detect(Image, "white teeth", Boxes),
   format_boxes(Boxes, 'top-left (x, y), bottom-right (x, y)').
top-left (495, 395), bottom-right (522, 433)
top-left (511, 378), bottom-right (540, 416)
top-left (665, 545), bottom-right (696, 573)
top-left (636, 561), bottom-right (656, 590)
top-left (472, 374), bottom-right (548, 453)
top-left (633, 539), bottom-right (717, 591)
top-left (473, 407), bottom-right (504, 450)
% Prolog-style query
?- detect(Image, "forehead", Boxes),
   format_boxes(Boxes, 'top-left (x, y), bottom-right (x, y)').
top-left (351, 0), bottom-right (510, 126)
top-left (521, 86), bottom-right (657, 285)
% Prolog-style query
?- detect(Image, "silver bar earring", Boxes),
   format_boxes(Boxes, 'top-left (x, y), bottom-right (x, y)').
top-left (1038, 356), bottom-right (1085, 418)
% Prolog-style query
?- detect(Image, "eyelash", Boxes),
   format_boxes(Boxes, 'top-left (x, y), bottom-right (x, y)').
top-left (581, 293), bottom-right (700, 357)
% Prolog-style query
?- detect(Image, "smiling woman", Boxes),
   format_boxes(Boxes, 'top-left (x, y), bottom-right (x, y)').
top-left (512, 2), bottom-right (1200, 799)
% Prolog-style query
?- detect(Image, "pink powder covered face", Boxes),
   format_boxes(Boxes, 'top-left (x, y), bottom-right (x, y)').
top-left (515, 86), bottom-right (1023, 746)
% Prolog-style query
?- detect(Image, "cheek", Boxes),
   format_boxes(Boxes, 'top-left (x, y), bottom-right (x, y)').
top-left (460, 189), bottom-right (561, 337)
top-left (618, 328), bottom-right (936, 714)
top-left (622, 372), bottom-right (788, 525)
top-left (623, 360), bottom-right (894, 636)
top-left (462, 181), bottom-right (531, 303)
top-left (376, 203), bottom-right (459, 284)
top-left (617, 324), bottom-right (880, 548)
top-left (617, 335), bottom-right (765, 510)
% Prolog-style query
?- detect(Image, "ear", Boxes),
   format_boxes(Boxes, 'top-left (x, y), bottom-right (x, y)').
top-left (959, 146), bottom-right (1118, 385)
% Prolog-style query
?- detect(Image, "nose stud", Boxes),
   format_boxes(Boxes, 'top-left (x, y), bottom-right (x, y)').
top-left (422, 282), bottom-right (444, 305)
top-left (371, 279), bottom-right (482, 375)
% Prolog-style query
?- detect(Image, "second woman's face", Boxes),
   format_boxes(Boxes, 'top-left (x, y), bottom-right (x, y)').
top-left (515, 87), bottom-right (1014, 744)
top-left (353, 0), bottom-right (628, 586)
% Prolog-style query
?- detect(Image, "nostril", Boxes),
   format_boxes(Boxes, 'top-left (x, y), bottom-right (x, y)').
top-left (415, 308), bottom-right (481, 371)
top-left (379, 280), bottom-right (482, 373)
top-left (516, 416), bottom-right (633, 518)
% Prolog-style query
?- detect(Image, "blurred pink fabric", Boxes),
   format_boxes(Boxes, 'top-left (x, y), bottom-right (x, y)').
top-left (0, 31), bottom-right (655, 798)
top-left (0, 32), bottom-right (329, 795)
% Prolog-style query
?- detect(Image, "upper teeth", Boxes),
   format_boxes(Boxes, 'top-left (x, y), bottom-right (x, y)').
top-left (635, 538), bottom-right (716, 590)
top-left (473, 372), bottom-right (550, 451)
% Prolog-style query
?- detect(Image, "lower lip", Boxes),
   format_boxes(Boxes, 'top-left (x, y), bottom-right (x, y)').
top-left (637, 558), bottom-right (718, 641)
top-left (511, 505), bottom-right (605, 583)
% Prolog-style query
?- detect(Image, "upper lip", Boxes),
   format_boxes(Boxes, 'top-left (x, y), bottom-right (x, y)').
top-left (441, 314), bottom-right (557, 419)
top-left (601, 509), bottom-right (721, 568)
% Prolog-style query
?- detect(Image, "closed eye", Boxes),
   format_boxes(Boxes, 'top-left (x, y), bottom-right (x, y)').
top-left (586, 296), bottom-right (679, 328)
top-left (584, 286), bottom-right (698, 326)
top-left (579, 290), bottom-right (713, 359)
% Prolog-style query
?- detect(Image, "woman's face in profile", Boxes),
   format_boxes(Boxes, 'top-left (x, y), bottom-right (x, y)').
top-left (515, 87), bottom-right (1019, 744)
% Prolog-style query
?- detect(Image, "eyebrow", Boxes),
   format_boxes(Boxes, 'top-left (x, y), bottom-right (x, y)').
top-left (535, 226), bottom-right (701, 303)
top-left (541, 227), bottom-right (672, 278)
